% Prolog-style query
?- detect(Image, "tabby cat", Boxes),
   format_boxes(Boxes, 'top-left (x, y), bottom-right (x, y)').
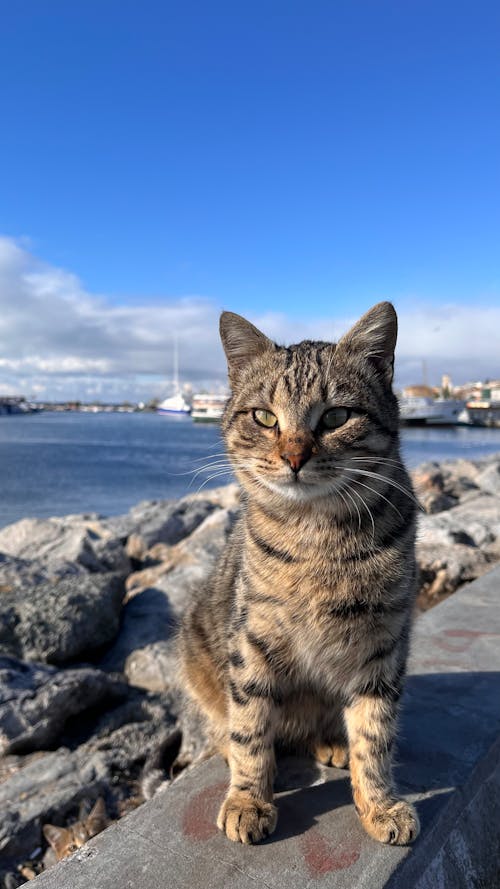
top-left (42, 798), bottom-right (108, 862)
top-left (179, 302), bottom-right (420, 846)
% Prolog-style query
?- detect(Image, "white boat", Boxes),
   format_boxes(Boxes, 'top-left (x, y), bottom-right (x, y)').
top-left (399, 396), bottom-right (465, 425)
top-left (157, 391), bottom-right (191, 415)
top-left (157, 338), bottom-right (191, 416)
top-left (191, 393), bottom-right (228, 423)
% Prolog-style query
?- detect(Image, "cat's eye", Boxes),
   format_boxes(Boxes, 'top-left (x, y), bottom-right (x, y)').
top-left (253, 409), bottom-right (278, 429)
top-left (321, 407), bottom-right (351, 429)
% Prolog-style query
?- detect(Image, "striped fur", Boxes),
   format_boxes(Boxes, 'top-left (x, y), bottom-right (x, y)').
top-left (178, 302), bottom-right (420, 845)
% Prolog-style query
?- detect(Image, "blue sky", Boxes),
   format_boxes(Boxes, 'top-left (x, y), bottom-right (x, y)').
top-left (0, 1), bottom-right (499, 399)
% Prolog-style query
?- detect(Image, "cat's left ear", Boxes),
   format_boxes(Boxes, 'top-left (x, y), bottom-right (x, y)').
top-left (336, 301), bottom-right (397, 384)
top-left (220, 312), bottom-right (275, 385)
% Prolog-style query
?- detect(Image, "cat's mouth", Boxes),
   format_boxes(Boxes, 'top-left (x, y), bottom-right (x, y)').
top-left (256, 470), bottom-right (337, 502)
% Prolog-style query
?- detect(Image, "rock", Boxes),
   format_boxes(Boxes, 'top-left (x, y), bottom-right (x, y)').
top-left (0, 553), bottom-right (81, 595)
top-left (0, 657), bottom-right (127, 755)
top-left (125, 533), bottom-right (147, 562)
top-left (411, 460), bottom-right (482, 513)
top-left (77, 689), bottom-right (179, 772)
top-left (102, 509), bottom-right (238, 692)
top-left (0, 572), bottom-right (125, 664)
top-left (101, 485), bottom-right (240, 547)
top-left (100, 586), bottom-right (178, 690)
top-left (0, 672), bottom-right (181, 868)
top-left (123, 642), bottom-right (178, 694)
top-left (125, 507), bottom-right (238, 597)
top-left (0, 747), bottom-right (110, 864)
top-left (476, 461), bottom-right (500, 496)
top-left (101, 496), bottom-right (219, 551)
top-left (0, 516), bottom-right (130, 575)
top-left (417, 542), bottom-right (493, 608)
top-left (419, 493), bottom-right (500, 550)
top-left (416, 484), bottom-right (500, 606)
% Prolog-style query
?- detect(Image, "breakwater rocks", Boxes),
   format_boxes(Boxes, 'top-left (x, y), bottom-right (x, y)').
top-left (1, 455), bottom-right (500, 885)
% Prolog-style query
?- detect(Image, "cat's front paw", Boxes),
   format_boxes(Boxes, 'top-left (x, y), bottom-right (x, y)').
top-left (217, 792), bottom-right (277, 844)
top-left (359, 799), bottom-right (419, 845)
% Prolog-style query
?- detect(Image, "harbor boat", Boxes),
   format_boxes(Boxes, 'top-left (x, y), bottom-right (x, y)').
top-left (157, 338), bottom-right (191, 416)
top-left (462, 399), bottom-right (500, 428)
top-left (191, 393), bottom-right (228, 423)
top-left (399, 395), bottom-right (466, 426)
top-left (157, 391), bottom-right (191, 415)
top-left (0, 397), bottom-right (36, 415)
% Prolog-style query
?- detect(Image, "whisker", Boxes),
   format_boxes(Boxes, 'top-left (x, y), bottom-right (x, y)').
top-left (350, 478), bottom-right (404, 520)
top-left (190, 452), bottom-right (229, 463)
top-left (339, 483), bottom-right (362, 530)
top-left (349, 485), bottom-right (376, 540)
top-left (171, 460), bottom-right (233, 480)
top-left (350, 456), bottom-right (404, 468)
top-left (342, 467), bottom-right (422, 509)
top-left (193, 469), bottom-right (235, 495)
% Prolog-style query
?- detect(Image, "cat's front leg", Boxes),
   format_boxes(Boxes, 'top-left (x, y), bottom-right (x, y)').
top-left (217, 676), bottom-right (278, 844)
top-left (344, 689), bottom-right (419, 845)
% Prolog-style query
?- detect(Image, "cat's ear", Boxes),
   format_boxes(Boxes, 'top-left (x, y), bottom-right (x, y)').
top-left (42, 824), bottom-right (71, 857)
top-left (85, 797), bottom-right (108, 836)
top-left (337, 301), bottom-right (397, 384)
top-left (219, 312), bottom-right (274, 384)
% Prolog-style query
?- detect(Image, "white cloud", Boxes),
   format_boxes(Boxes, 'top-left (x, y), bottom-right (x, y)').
top-left (0, 236), bottom-right (498, 401)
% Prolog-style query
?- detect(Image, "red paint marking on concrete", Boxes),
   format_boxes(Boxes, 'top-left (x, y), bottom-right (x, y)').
top-left (300, 829), bottom-right (360, 877)
top-left (182, 782), bottom-right (227, 841)
top-left (435, 629), bottom-right (499, 653)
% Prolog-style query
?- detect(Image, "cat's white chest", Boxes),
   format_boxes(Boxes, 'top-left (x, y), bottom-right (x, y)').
top-left (289, 618), bottom-right (361, 693)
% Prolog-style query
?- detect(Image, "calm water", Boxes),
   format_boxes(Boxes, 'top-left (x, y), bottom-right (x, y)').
top-left (0, 412), bottom-right (499, 529)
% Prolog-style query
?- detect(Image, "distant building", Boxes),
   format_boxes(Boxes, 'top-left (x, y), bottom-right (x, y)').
top-left (402, 385), bottom-right (437, 399)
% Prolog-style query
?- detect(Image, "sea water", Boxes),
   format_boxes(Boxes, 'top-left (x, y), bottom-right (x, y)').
top-left (0, 412), bottom-right (498, 529)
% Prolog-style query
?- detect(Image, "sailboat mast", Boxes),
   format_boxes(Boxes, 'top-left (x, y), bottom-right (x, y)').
top-left (173, 335), bottom-right (179, 393)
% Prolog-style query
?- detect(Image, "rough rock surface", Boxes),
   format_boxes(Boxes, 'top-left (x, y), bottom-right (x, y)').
top-left (102, 507), bottom-right (238, 690)
top-left (409, 455), bottom-right (500, 608)
top-left (0, 516), bottom-right (130, 575)
top-left (0, 683), bottom-right (179, 872)
top-left (102, 497), bottom-right (219, 549)
top-left (0, 572), bottom-right (125, 664)
top-left (0, 657), bottom-right (127, 755)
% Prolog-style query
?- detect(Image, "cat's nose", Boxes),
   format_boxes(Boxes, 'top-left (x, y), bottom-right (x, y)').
top-left (281, 448), bottom-right (312, 473)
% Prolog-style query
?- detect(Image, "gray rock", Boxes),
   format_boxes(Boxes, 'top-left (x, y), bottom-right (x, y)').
top-left (419, 493), bottom-right (500, 549)
top-left (0, 684), bottom-right (180, 869)
top-left (172, 506), bottom-right (238, 564)
top-left (411, 460), bottom-right (483, 513)
top-left (476, 460), bottom-right (500, 496)
top-left (79, 689), bottom-right (179, 771)
top-left (0, 572), bottom-right (125, 664)
top-left (100, 585), bottom-right (178, 690)
top-left (0, 657), bottom-right (126, 755)
top-left (417, 542), bottom-right (494, 606)
top-left (102, 509), bottom-right (237, 691)
top-left (102, 496), bottom-right (219, 549)
top-left (123, 641), bottom-right (179, 694)
top-left (0, 516), bottom-right (130, 575)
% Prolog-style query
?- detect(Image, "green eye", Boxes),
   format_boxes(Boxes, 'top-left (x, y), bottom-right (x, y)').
top-left (321, 407), bottom-right (350, 429)
top-left (253, 409), bottom-right (278, 428)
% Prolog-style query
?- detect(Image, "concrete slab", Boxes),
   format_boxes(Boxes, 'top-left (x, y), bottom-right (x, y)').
top-left (31, 565), bottom-right (500, 889)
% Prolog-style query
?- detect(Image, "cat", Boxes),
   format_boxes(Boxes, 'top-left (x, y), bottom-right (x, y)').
top-left (42, 798), bottom-right (108, 863)
top-left (178, 302), bottom-right (420, 846)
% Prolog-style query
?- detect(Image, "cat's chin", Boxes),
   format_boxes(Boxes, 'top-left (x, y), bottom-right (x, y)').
top-left (256, 476), bottom-right (337, 504)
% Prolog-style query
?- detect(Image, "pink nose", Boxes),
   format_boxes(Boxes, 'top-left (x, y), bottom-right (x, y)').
top-left (282, 449), bottom-right (311, 473)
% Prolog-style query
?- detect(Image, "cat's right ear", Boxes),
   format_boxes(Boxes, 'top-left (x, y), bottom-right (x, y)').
top-left (219, 312), bottom-right (274, 385)
top-left (86, 797), bottom-right (108, 835)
